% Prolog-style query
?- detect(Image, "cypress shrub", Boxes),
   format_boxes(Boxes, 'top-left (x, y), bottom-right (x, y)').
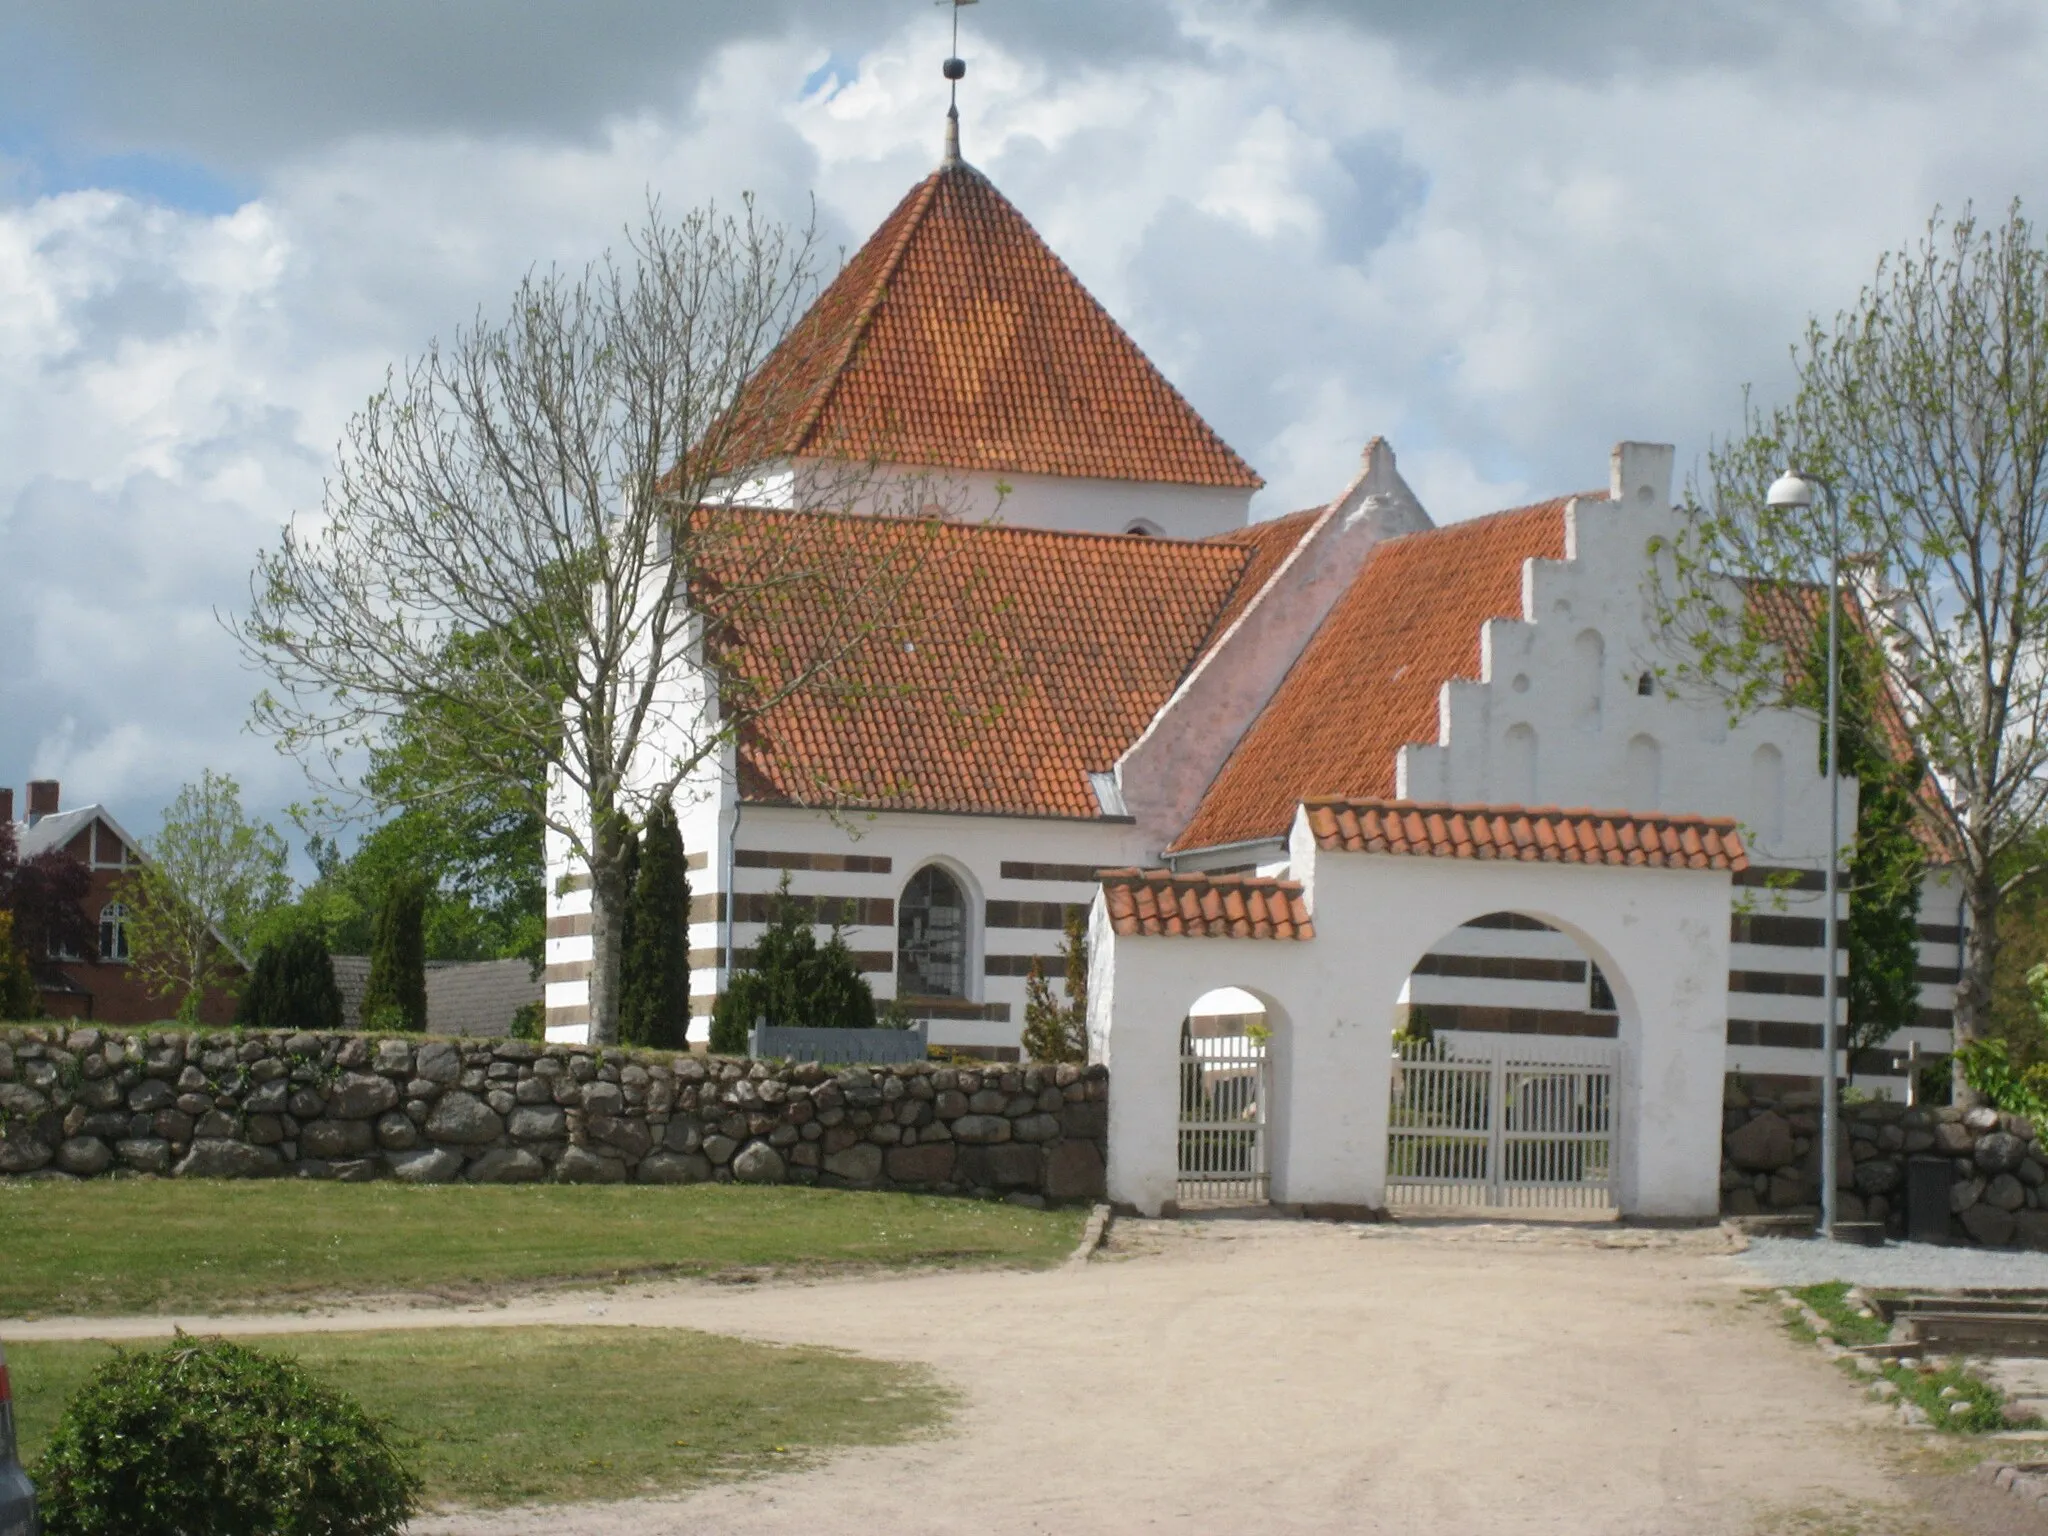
top-left (362, 874), bottom-right (428, 1032)
top-left (34, 1335), bottom-right (419, 1536)
top-left (620, 801), bottom-right (690, 1049)
top-left (711, 873), bottom-right (875, 1053)
top-left (0, 910), bottom-right (38, 1018)
top-left (1021, 907), bottom-right (1088, 1063)
top-left (236, 927), bottom-right (343, 1031)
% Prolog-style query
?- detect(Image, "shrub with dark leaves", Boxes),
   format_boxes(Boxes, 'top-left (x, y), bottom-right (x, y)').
top-left (35, 1335), bottom-right (419, 1536)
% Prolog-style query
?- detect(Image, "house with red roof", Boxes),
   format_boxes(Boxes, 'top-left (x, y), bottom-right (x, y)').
top-left (542, 119), bottom-right (1956, 1218)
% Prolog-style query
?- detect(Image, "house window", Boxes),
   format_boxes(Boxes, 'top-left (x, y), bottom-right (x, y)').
top-left (898, 865), bottom-right (968, 998)
top-left (99, 903), bottom-right (130, 963)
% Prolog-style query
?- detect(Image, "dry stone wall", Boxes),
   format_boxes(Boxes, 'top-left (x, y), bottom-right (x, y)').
top-left (0, 1025), bottom-right (1108, 1203)
top-left (1723, 1084), bottom-right (2048, 1248)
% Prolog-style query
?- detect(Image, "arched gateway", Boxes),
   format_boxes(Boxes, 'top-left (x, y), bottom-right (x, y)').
top-left (1088, 798), bottom-right (1747, 1219)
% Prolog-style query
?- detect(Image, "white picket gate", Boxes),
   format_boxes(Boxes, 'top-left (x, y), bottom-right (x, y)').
top-left (1386, 1036), bottom-right (1617, 1210)
top-left (1177, 1028), bottom-right (1269, 1207)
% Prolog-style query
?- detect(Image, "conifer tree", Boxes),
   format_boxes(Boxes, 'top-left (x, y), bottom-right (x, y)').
top-left (362, 873), bottom-right (428, 1032)
top-left (711, 872), bottom-right (875, 1053)
top-left (620, 802), bottom-right (690, 1048)
top-left (1022, 907), bottom-right (1089, 1063)
top-left (0, 911), bottom-right (39, 1019)
top-left (237, 927), bottom-right (344, 1031)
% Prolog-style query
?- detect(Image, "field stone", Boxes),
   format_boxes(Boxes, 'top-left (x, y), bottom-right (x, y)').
top-left (637, 1150), bottom-right (712, 1185)
top-left (327, 1072), bottom-right (400, 1120)
top-left (885, 1142), bottom-right (956, 1184)
top-left (1935, 1121), bottom-right (1976, 1155)
top-left (126, 1079), bottom-right (173, 1113)
top-left (193, 1111), bottom-right (237, 1140)
top-left (1044, 1138), bottom-right (1106, 1200)
top-left (1724, 1110), bottom-right (1794, 1172)
top-left (425, 1090), bottom-right (503, 1145)
top-left (242, 1080), bottom-right (289, 1115)
top-left (1988, 1173), bottom-right (2029, 1212)
top-left (702, 1134), bottom-right (736, 1166)
top-left (555, 1145), bottom-right (627, 1184)
top-left (55, 1135), bottom-right (112, 1175)
top-left (508, 1106), bottom-right (566, 1141)
top-left (173, 1139), bottom-right (281, 1179)
top-left (1011, 1114), bottom-right (1061, 1144)
top-left (822, 1143), bottom-right (883, 1183)
top-left (388, 1147), bottom-right (465, 1184)
top-left (1963, 1202), bottom-right (2019, 1246)
top-left (950, 1114), bottom-right (1011, 1145)
top-left (414, 1041), bottom-right (462, 1084)
top-left (115, 1137), bottom-right (170, 1173)
top-left (300, 1119), bottom-right (376, 1159)
top-left (732, 1140), bottom-right (786, 1184)
top-left (375, 1111), bottom-right (420, 1151)
top-left (466, 1148), bottom-right (545, 1184)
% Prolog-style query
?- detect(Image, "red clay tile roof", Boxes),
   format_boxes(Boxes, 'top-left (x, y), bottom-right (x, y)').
top-left (1099, 869), bottom-right (1315, 939)
top-left (722, 162), bottom-right (1260, 489)
top-left (1305, 798), bottom-right (1748, 870)
top-left (693, 510), bottom-right (1259, 818)
top-left (1171, 497), bottom-right (1592, 853)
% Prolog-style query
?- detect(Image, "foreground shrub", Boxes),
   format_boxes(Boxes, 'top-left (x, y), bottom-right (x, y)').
top-left (35, 1335), bottom-right (419, 1536)
top-left (237, 926), bottom-right (344, 1031)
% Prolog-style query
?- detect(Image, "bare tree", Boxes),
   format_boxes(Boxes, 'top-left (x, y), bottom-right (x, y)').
top-left (239, 200), bottom-right (938, 1044)
top-left (122, 770), bottom-right (289, 1023)
top-left (1659, 203), bottom-right (2048, 1076)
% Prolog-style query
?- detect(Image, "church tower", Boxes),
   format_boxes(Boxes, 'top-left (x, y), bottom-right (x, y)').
top-left (718, 48), bottom-right (1261, 538)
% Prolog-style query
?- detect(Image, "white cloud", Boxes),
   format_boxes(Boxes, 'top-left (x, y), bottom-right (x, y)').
top-left (8, 0), bottom-right (2048, 845)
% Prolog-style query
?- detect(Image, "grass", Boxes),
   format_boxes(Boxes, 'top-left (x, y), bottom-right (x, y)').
top-left (7, 1325), bottom-right (947, 1509)
top-left (0, 1180), bottom-right (1084, 1316)
top-left (1783, 1281), bottom-right (2030, 1433)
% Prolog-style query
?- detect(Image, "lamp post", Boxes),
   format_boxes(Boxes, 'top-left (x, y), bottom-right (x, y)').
top-left (1765, 467), bottom-right (1843, 1240)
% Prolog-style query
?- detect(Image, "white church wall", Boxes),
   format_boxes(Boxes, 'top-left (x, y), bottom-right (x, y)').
top-left (1093, 815), bottom-right (1732, 1219)
top-left (706, 803), bottom-right (1153, 1053)
top-left (793, 458), bottom-right (1252, 540)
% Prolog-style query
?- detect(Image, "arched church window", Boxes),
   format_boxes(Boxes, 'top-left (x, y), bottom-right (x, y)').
top-left (98, 902), bottom-right (129, 962)
top-left (898, 865), bottom-right (968, 998)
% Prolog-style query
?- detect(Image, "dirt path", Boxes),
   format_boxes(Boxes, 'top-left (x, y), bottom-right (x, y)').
top-left (13, 1215), bottom-right (2002, 1534)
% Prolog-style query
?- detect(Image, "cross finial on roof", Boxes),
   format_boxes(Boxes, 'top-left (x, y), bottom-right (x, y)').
top-left (939, 0), bottom-right (977, 167)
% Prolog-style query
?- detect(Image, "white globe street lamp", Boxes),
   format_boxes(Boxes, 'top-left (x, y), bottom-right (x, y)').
top-left (1766, 468), bottom-right (1845, 1241)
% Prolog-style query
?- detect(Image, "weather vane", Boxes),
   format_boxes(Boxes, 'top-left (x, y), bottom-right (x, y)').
top-left (939, 0), bottom-right (977, 165)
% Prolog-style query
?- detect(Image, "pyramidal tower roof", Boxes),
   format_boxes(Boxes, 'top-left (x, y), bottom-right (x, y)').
top-left (728, 159), bottom-right (1262, 490)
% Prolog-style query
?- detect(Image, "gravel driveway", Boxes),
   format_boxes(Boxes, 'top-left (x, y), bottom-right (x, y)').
top-left (14, 1215), bottom-right (1992, 1534)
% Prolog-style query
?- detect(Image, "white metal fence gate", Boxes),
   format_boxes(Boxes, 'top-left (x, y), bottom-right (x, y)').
top-left (1178, 1027), bottom-right (1269, 1206)
top-left (1387, 1036), bottom-right (1616, 1210)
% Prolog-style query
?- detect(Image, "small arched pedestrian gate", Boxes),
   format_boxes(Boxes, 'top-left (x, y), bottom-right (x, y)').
top-left (1177, 1021), bottom-right (1270, 1206)
top-left (1387, 1035), bottom-right (1617, 1210)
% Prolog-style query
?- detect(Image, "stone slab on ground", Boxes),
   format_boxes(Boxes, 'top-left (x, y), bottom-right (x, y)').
top-left (1735, 1236), bottom-right (2048, 1290)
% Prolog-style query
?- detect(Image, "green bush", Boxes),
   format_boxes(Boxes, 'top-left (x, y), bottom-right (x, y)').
top-left (619, 801), bottom-right (691, 1049)
top-left (711, 872), bottom-right (875, 1053)
top-left (237, 927), bottom-right (344, 1030)
top-left (35, 1334), bottom-right (419, 1536)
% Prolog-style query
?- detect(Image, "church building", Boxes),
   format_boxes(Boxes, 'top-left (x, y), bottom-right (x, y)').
top-left (541, 117), bottom-right (1958, 1113)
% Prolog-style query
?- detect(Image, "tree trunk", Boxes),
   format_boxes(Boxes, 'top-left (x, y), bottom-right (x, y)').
top-left (1951, 862), bottom-right (1999, 1107)
top-left (586, 809), bottom-right (630, 1047)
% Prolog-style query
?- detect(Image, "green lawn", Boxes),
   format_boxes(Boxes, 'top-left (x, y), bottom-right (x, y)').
top-left (0, 1180), bottom-right (1083, 1316)
top-left (9, 1326), bottom-right (947, 1509)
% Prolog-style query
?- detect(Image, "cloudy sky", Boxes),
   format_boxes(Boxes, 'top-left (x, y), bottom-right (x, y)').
top-left (2, 0), bottom-right (2043, 851)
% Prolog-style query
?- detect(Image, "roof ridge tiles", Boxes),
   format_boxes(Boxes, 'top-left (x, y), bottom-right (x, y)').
top-left (1299, 796), bottom-right (1748, 872)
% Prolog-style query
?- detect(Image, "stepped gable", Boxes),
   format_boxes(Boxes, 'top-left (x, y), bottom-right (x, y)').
top-left (1171, 495), bottom-right (1599, 853)
top-left (724, 160), bottom-right (1260, 489)
top-left (693, 511), bottom-right (1261, 819)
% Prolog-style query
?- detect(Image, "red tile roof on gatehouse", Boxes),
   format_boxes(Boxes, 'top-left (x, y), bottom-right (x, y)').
top-left (1304, 798), bottom-right (1748, 871)
top-left (1099, 869), bottom-right (1315, 939)
top-left (694, 510), bottom-right (1288, 819)
top-left (722, 161), bottom-right (1261, 489)
top-left (1170, 496), bottom-right (1594, 853)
